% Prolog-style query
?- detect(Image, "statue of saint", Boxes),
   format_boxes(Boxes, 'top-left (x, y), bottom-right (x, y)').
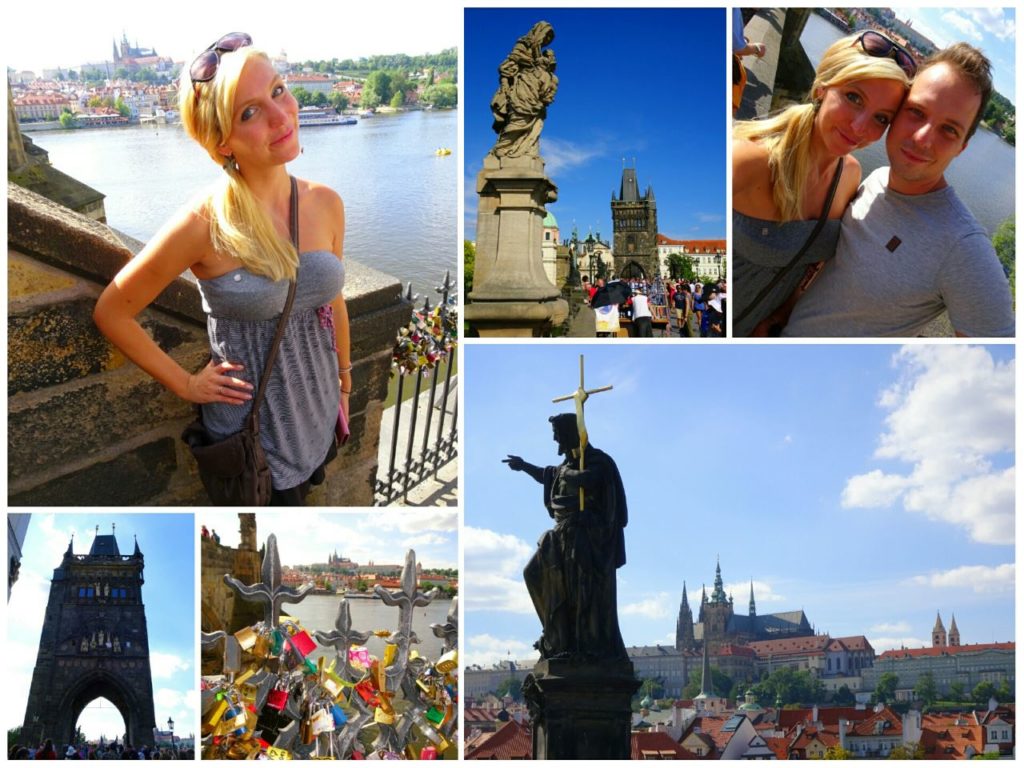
top-left (81, 636), bottom-right (89, 653)
top-left (489, 21), bottom-right (558, 160)
top-left (113, 635), bottom-right (121, 653)
top-left (504, 413), bottom-right (629, 661)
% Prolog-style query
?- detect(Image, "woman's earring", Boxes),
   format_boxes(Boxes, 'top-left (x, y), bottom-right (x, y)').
top-left (223, 155), bottom-right (238, 173)
top-left (812, 98), bottom-right (823, 113)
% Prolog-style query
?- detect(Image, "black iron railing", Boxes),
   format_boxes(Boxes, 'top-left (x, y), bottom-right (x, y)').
top-left (375, 272), bottom-right (458, 506)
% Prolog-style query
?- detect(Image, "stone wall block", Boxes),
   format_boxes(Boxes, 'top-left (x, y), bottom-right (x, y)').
top-left (9, 437), bottom-right (178, 506)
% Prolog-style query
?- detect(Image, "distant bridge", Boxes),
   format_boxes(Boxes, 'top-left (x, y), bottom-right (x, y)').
top-left (814, 8), bottom-right (851, 33)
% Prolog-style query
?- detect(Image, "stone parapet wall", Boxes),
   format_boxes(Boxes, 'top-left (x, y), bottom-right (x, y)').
top-left (8, 182), bottom-right (410, 506)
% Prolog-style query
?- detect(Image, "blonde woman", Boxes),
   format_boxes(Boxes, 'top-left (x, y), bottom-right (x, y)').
top-left (732, 31), bottom-right (914, 336)
top-left (94, 34), bottom-right (350, 504)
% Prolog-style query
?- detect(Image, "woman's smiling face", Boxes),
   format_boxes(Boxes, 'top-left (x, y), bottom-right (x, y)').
top-left (218, 56), bottom-right (300, 169)
top-left (815, 77), bottom-right (906, 156)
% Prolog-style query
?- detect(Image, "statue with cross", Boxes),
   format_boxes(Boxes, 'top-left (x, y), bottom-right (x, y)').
top-left (503, 355), bottom-right (629, 662)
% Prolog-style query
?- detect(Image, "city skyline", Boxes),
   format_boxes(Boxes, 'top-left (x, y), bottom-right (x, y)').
top-left (8, 514), bottom-right (194, 742)
top-left (464, 344), bottom-right (1014, 668)
top-left (464, 7), bottom-right (727, 243)
top-left (6, 0), bottom-right (457, 76)
top-left (201, 511), bottom-right (458, 572)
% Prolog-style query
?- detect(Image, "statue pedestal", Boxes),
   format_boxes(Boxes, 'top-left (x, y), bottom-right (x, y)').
top-left (467, 155), bottom-right (567, 337)
top-left (523, 658), bottom-right (639, 760)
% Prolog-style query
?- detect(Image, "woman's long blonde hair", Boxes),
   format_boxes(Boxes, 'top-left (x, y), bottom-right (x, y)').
top-left (734, 34), bottom-right (909, 222)
top-left (179, 46), bottom-right (299, 281)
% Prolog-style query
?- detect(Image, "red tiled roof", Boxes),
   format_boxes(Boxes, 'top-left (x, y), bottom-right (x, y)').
top-left (747, 635), bottom-right (830, 657)
top-left (832, 635), bottom-right (872, 652)
top-left (715, 643), bottom-right (757, 658)
top-left (657, 235), bottom-right (727, 250)
top-left (465, 720), bottom-right (532, 760)
top-left (777, 707), bottom-right (868, 729)
top-left (848, 707), bottom-right (902, 738)
top-left (631, 731), bottom-right (693, 760)
top-left (764, 736), bottom-right (790, 760)
top-left (877, 642), bottom-right (1014, 660)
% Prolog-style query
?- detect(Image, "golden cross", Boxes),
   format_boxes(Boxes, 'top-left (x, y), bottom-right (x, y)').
top-left (552, 354), bottom-right (612, 510)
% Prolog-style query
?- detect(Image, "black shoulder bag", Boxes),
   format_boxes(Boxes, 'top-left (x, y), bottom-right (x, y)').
top-left (735, 157), bottom-right (844, 332)
top-left (181, 176), bottom-right (300, 505)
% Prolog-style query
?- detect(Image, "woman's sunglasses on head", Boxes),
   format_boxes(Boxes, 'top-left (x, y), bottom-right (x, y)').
top-left (856, 30), bottom-right (917, 79)
top-left (190, 32), bottom-right (253, 84)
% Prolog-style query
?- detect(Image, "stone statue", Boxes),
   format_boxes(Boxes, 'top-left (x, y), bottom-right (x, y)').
top-left (81, 637), bottom-right (89, 653)
top-left (113, 635), bottom-right (121, 653)
top-left (504, 413), bottom-right (629, 661)
top-left (489, 21), bottom-right (558, 159)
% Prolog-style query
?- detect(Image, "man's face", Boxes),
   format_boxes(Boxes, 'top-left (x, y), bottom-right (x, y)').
top-left (885, 62), bottom-right (981, 195)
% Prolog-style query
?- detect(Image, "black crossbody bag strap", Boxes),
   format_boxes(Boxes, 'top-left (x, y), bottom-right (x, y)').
top-left (735, 156), bottom-right (844, 329)
top-left (247, 176), bottom-right (299, 433)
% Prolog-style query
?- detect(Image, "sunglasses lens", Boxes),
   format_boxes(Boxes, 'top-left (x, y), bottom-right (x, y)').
top-left (216, 32), bottom-right (252, 53)
top-left (190, 50), bottom-right (220, 83)
top-left (860, 31), bottom-right (890, 56)
top-left (896, 51), bottom-right (917, 77)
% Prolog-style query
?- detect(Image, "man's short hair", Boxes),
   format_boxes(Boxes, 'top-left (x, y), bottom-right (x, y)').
top-left (919, 42), bottom-right (992, 140)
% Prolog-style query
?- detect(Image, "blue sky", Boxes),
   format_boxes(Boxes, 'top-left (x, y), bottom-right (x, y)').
top-left (5, 0), bottom-right (456, 74)
top-left (464, 7), bottom-right (726, 242)
top-left (463, 344), bottom-right (1015, 668)
top-left (200, 511), bottom-right (457, 571)
top-left (890, 7), bottom-right (1016, 99)
top-left (8, 514), bottom-right (194, 742)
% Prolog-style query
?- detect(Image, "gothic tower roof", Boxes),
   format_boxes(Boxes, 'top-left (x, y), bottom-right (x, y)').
top-left (89, 529), bottom-right (120, 557)
top-left (749, 580), bottom-right (757, 617)
top-left (710, 557), bottom-right (728, 604)
top-left (619, 168), bottom-right (640, 202)
top-left (933, 611), bottom-right (945, 632)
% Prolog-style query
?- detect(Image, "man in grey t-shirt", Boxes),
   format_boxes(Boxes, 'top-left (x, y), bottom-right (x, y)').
top-left (785, 42), bottom-right (1014, 337)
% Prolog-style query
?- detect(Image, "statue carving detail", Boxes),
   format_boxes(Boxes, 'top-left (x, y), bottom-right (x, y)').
top-left (489, 21), bottom-right (558, 160)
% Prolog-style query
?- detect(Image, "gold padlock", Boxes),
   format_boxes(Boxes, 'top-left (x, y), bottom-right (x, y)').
top-left (234, 626), bottom-right (258, 651)
top-left (436, 649), bottom-right (457, 674)
top-left (373, 706), bottom-right (395, 725)
top-left (202, 698), bottom-right (228, 734)
top-left (266, 747), bottom-right (292, 760)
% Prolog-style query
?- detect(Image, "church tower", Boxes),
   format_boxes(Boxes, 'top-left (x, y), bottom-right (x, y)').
top-left (22, 527), bottom-right (157, 747)
top-left (676, 582), bottom-right (695, 651)
top-left (748, 580), bottom-right (757, 618)
top-left (948, 614), bottom-right (960, 647)
top-left (699, 558), bottom-right (734, 653)
top-left (932, 612), bottom-right (947, 647)
top-left (611, 166), bottom-right (659, 279)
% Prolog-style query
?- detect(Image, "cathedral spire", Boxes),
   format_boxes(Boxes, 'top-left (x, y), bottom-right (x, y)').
top-left (699, 640), bottom-right (714, 697)
top-left (710, 556), bottom-right (727, 603)
top-left (749, 580), bottom-right (756, 617)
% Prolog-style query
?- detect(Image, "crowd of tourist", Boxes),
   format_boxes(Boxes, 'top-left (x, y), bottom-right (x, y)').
top-left (582, 275), bottom-right (728, 338)
top-left (8, 739), bottom-right (194, 760)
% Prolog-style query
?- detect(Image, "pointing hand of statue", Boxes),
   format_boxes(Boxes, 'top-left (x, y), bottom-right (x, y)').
top-left (503, 455), bottom-right (525, 471)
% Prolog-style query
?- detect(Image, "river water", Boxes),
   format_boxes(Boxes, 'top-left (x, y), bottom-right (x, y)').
top-left (283, 593), bottom-right (453, 665)
top-left (27, 109), bottom-right (458, 289)
top-left (800, 13), bottom-right (1014, 235)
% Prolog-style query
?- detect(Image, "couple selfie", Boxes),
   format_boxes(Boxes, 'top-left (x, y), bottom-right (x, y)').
top-left (733, 28), bottom-right (1014, 338)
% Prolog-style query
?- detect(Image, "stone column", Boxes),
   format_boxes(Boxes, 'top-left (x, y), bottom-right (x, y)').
top-left (466, 155), bottom-right (568, 336)
top-left (523, 658), bottom-right (639, 760)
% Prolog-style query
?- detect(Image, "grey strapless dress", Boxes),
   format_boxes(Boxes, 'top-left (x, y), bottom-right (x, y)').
top-left (732, 211), bottom-right (840, 337)
top-left (197, 250), bottom-right (344, 489)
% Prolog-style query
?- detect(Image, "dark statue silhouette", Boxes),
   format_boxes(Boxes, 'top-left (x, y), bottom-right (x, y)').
top-left (504, 413), bottom-right (628, 662)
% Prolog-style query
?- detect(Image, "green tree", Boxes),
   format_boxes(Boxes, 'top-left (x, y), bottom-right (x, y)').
top-left (972, 681), bottom-right (997, 707)
top-left (995, 679), bottom-right (1012, 702)
top-left (114, 97), bottom-right (130, 118)
top-left (464, 240), bottom-right (475, 295)
top-left (355, 579), bottom-right (369, 592)
top-left (59, 111), bottom-right (78, 129)
top-left (389, 90), bottom-right (404, 108)
top-left (290, 86), bottom-right (312, 108)
top-left (422, 83), bottom-right (457, 108)
top-left (639, 678), bottom-right (665, 700)
top-left (682, 667), bottom-right (733, 700)
top-left (833, 684), bottom-right (855, 706)
top-left (824, 745), bottom-right (854, 759)
top-left (874, 672), bottom-right (899, 705)
top-left (361, 70), bottom-right (393, 108)
top-left (311, 91), bottom-right (328, 107)
top-left (914, 672), bottom-right (938, 705)
top-left (949, 682), bottom-right (965, 702)
top-left (328, 93), bottom-right (349, 112)
top-left (495, 676), bottom-right (523, 702)
top-left (665, 253), bottom-right (696, 281)
top-left (753, 666), bottom-right (825, 706)
top-left (992, 216), bottom-right (1014, 283)
top-left (889, 742), bottom-right (925, 759)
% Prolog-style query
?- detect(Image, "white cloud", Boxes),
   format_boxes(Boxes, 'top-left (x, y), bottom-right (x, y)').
top-left (466, 633), bottom-right (539, 667)
top-left (540, 137), bottom-right (606, 175)
top-left (940, 11), bottom-right (983, 42)
top-left (870, 621), bottom-right (912, 634)
top-left (621, 592), bottom-right (673, 619)
top-left (464, 527), bottom-right (535, 614)
top-left (783, 434), bottom-right (793, 444)
top-left (842, 346), bottom-right (1014, 544)
top-left (962, 8), bottom-right (1016, 41)
top-left (725, 580), bottom-right (785, 605)
top-left (908, 563), bottom-right (1014, 594)
top-left (869, 635), bottom-right (933, 653)
top-left (149, 651), bottom-right (192, 679)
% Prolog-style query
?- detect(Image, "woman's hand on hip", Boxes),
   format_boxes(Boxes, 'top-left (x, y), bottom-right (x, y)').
top-left (186, 360), bottom-right (253, 404)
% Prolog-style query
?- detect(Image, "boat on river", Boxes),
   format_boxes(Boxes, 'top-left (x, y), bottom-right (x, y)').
top-left (298, 106), bottom-right (356, 127)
